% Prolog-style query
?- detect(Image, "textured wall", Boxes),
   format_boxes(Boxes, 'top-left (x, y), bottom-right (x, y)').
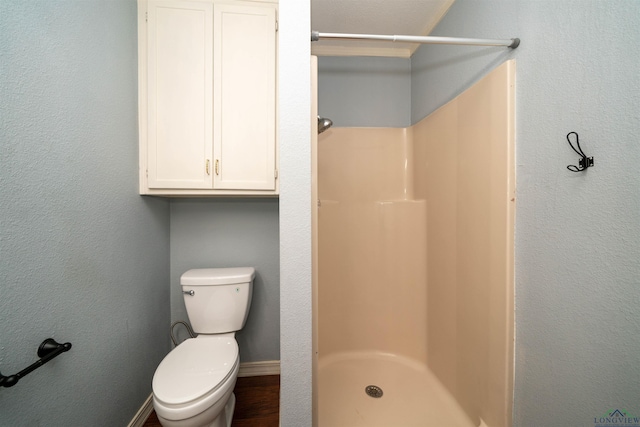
top-left (169, 199), bottom-right (280, 362)
top-left (278, 0), bottom-right (313, 425)
top-left (317, 56), bottom-right (412, 128)
top-left (0, 1), bottom-right (171, 426)
top-left (411, 1), bottom-right (640, 426)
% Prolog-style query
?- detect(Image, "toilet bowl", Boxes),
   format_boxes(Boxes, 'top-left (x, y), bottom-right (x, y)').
top-left (153, 336), bottom-right (239, 427)
top-left (152, 268), bottom-right (255, 427)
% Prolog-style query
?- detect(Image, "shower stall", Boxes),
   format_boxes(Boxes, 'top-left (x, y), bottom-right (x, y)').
top-left (312, 58), bottom-right (515, 427)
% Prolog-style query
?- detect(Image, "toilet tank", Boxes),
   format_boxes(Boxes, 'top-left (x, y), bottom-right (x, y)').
top-left (181, 267), bottom-right (255, 334)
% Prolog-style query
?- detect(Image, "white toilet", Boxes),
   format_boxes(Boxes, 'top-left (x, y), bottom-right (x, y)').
top-left (152, 267), bottom-right (255, 427)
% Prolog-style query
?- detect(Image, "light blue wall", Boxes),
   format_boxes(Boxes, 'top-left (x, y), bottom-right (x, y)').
top-left (169, 199), bottom-right (280, 362)
top-left (412, 1), bottom-right (640, 426)
top-left (318, 56), bottom-right (411, 128)
top-left (0, 1), bottom-right (171, 426)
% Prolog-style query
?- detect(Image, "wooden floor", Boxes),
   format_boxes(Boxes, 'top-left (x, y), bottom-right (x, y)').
top-left (143, 375), bottom-right (280, 427)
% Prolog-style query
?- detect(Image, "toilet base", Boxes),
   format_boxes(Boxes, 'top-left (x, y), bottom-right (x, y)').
top-left (205, 392), bottom-right (235, 427)
top-left (219, 393), bottom-right (235, 427)
top-left (156, 392), bottom-right (236, 427)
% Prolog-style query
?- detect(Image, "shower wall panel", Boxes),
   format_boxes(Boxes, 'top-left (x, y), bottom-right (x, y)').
top-left (413, 60), bottom-right (515, 427)
top-left (316, 60), bottom-right (514, 427)
top-left (318, 128), bottom-right (428, 362)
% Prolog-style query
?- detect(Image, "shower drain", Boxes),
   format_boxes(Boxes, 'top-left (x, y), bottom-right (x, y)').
top-left (365, 385), bottom-right (384, 398)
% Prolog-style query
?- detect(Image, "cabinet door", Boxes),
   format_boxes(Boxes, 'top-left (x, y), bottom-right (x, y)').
top-left (213, 4), bottom-right (277, 190)
top-left (147, 0), bottom-right (213, 189)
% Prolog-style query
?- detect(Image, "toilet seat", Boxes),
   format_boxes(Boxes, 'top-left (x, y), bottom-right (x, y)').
top-left (153, 336), bottom-right (239, 408)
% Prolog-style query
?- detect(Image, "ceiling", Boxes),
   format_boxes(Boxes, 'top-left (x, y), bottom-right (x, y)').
top-left (310, 0), bottom-right (455, 58)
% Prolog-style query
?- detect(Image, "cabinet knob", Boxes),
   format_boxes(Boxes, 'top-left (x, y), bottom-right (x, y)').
top-left (206, 159), bottom-right (210, 175)
top-left (215, 159), bottom-right (219, 175)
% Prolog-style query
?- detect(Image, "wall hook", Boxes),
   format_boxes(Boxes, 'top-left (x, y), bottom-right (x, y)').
top-left (566, 132), bottom-right (594, 172)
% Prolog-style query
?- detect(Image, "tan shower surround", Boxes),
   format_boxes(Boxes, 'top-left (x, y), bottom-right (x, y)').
top-left (315, 60), bottom-right (514, 426)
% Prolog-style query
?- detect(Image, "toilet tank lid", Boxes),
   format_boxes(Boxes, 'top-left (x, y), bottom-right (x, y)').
top-left (181, 267), bottom-right (255, 286)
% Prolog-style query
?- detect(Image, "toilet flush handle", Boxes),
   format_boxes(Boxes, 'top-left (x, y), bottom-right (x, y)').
top-left (183, 290), bottom-right (195, 296)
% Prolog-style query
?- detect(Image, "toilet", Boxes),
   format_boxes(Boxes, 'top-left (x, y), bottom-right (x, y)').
top-left (152, 267), bottom-right (255, 427)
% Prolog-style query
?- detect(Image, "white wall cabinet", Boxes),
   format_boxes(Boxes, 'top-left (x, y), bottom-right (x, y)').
top-left (138, 0), bottom-right (278, 196)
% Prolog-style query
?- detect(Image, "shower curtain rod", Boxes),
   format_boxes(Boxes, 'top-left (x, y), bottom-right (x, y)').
top-left (311, 31), bottom-right (520, 49)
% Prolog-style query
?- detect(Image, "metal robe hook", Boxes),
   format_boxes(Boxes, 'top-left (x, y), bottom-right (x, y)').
top-left (566, 132), bottom-right (594, 172)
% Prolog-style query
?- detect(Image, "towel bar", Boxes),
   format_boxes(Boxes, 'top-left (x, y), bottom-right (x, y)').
top-left (0, 338), bottom-right (72, 388)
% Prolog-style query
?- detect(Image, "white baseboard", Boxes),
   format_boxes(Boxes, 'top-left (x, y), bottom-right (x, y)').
top-left (127, 360), bottom-right (280, 426)
top-left (238, 360), bottom-right (280, 377)
top-left (127, 393), bottom-right (154, 427)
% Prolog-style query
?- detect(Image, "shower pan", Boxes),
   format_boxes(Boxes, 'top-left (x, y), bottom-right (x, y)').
top-left (312, 59), bottom-right (515, 427)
